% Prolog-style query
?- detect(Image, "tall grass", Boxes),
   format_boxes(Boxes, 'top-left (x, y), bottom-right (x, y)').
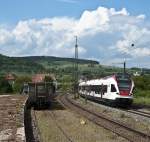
top-left (134, 89), bottom-right (150, 105)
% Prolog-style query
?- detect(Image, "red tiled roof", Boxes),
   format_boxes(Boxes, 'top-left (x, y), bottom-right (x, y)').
top-left (32, 74), bottom-right (46, 83)
top-left (32, 74), bottom-right (55, 83)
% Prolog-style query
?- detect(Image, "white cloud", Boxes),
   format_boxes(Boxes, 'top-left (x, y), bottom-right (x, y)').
top-left (110, 8), bottom-right (129, 16)
top-left (0, 6), bottom-right (150, 67)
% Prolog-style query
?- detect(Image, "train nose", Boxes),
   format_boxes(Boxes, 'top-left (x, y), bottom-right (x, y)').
top-left (120, 90), bottom-right (129, 96)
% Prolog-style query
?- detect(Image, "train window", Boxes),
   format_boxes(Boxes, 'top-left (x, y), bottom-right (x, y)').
top-left (111, 84), bottom-right (117, 92)
top-left (102, 85), bottom-right (107, 93)
top-left (90, 85), bottom-right (101, 94)
top-left (96, 85), bottom-right (101, 94)
top-left (91, 85), bottom-right (95, 91)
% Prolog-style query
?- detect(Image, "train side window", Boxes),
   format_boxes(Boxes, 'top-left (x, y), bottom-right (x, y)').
top-left (111, 84), bottom-right (116, 92)
top-left (102, 85), bottom-right (107, 93)
top-left (96, 85), bottom-right (101, 94)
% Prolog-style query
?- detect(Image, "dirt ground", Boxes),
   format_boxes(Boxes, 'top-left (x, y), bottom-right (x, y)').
top-left (0, 95), bottom-right (27, 142)
top-left (35, 102), bottom-right (128, 142)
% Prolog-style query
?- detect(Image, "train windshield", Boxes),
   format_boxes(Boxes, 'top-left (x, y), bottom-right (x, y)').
top-left (116, 74), bottom-right (131, 91)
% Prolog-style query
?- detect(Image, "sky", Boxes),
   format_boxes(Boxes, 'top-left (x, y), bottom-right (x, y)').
top-left (0, 0), bottom-right (150, 68)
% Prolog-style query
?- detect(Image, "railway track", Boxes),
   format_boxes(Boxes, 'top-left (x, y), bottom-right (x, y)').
top-left (46, 111), bottom-right (74, 142)
top-left (126, 109), bottom-right (150, 119)
top-left (58, 94), bottom-right (150, 142)
top-left (81, 94), bottom-right (150, 119)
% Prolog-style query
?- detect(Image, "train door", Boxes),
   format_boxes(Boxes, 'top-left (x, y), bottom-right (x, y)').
top-left (107, 84), bottom-right (117, 100)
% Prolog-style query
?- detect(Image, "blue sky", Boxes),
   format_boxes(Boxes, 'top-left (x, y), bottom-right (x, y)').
top-left (0, 0), bottom-right (150, 23)
top-left (0, 0), bottom-right (150, 68)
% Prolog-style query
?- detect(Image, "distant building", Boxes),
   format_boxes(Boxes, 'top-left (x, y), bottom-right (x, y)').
top-left (5, 73), bottom-right (16, 85)
top-left (133, 72), bottom-right (141, 76)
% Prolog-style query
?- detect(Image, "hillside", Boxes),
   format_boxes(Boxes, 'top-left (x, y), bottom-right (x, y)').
top-left (0, 54), bottom-right (149, 78)
top-left (0, 54), bottom-right (45, 74)
top-left (0, 54), bottom-right (99, 75)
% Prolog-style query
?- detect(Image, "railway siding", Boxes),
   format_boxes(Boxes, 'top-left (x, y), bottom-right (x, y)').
top-left (0, 95), bottom-right (27, 142)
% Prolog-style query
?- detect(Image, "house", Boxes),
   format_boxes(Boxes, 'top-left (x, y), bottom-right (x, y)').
top-left (133, 72), bottom-right (141, 76)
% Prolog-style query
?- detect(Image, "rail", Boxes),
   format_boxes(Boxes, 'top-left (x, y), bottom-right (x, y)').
top-left (58, 94), bottom-right (150, 142)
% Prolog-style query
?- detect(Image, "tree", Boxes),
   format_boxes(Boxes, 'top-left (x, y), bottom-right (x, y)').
top-left (13, 76), bottom-right (31, 93)
top-left (59, 75), bottom-right (73, 92)
top-left (44, 75), bottom-right (55, 82)
top-left (0, 76), bottom-right (13, 94)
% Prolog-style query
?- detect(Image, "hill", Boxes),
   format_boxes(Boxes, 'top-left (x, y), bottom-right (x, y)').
top-left (0, 54), bottom-right (45, 74)
top-left (0, 54), bottom-right (99, 75)
top-left (1, 54), bottom-right (149, 78)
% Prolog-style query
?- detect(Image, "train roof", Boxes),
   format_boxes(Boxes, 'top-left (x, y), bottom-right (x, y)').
top-left (79, 77), bottom-right (116, 86)
top-left (79, 73), bottom-right (132, 86)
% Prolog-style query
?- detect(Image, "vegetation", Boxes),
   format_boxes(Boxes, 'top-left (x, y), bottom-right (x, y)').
top-left (133, 75), bottom-right (150, 105)
top-left (58, 75), bottom-right (74, 92)
top-left (0, 54), bottom-right (99, 75)
top-left (0, 53), bottom-right (150, 105)
top-left (0, 76), bottom-right (13, 94)
top-left (13, 76), bottom-right (32, 93)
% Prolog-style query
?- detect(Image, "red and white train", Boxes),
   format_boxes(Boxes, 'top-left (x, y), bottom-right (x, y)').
top-left (79, 73), bottom-right (134, 106)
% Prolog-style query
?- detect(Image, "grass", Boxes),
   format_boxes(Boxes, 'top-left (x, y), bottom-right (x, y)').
top-left (134, 97), bottom-right (150, 106)
top-left (133, 89), bottom-right (150, 105)
top-left (35, 109), bottom-right (127, 142)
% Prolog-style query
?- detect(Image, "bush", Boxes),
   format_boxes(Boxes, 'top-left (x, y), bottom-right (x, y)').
top-left (59, 75), bottom-right (73, 92)
top-left (0, 77), bottom-right (13, 94)
top-left (134, 89), bottom-right (150, 98)
top-left (132, 75), bottom-right (150, 98)
top-left (13, 76), bottom-right (31, 93)
top-left (44, 75), bottom-right (55, 82)
top-left (133, 75), bottom-right (150, 90)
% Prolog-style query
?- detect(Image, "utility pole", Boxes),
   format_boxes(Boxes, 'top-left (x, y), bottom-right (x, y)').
top-left (74, 36), bottom-right (79, 99)
top-left (123, 60), bottom-right (126, 75)
top-left (123, 44), bottom-right (134, 76)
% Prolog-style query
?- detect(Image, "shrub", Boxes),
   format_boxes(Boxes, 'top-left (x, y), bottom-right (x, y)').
top-left (0, 76), bottom-right (13, 94)
top-left (13, 76), bottom-right (31, 93)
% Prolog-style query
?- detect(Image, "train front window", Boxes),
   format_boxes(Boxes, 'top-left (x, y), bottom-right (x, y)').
top-left (117, 80), bottom-right (131, 91)
top-left (116, 74), bottom-right (131, 91)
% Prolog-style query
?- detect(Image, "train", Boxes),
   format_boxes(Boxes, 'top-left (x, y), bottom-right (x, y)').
top-left (27, 74), bottom-right (57, 108)
top-left (79, 73), bottom-right (134, 107)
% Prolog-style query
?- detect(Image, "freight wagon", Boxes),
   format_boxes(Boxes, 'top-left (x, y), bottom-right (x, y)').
top-left (28, 74), bottom-right (57, 108)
